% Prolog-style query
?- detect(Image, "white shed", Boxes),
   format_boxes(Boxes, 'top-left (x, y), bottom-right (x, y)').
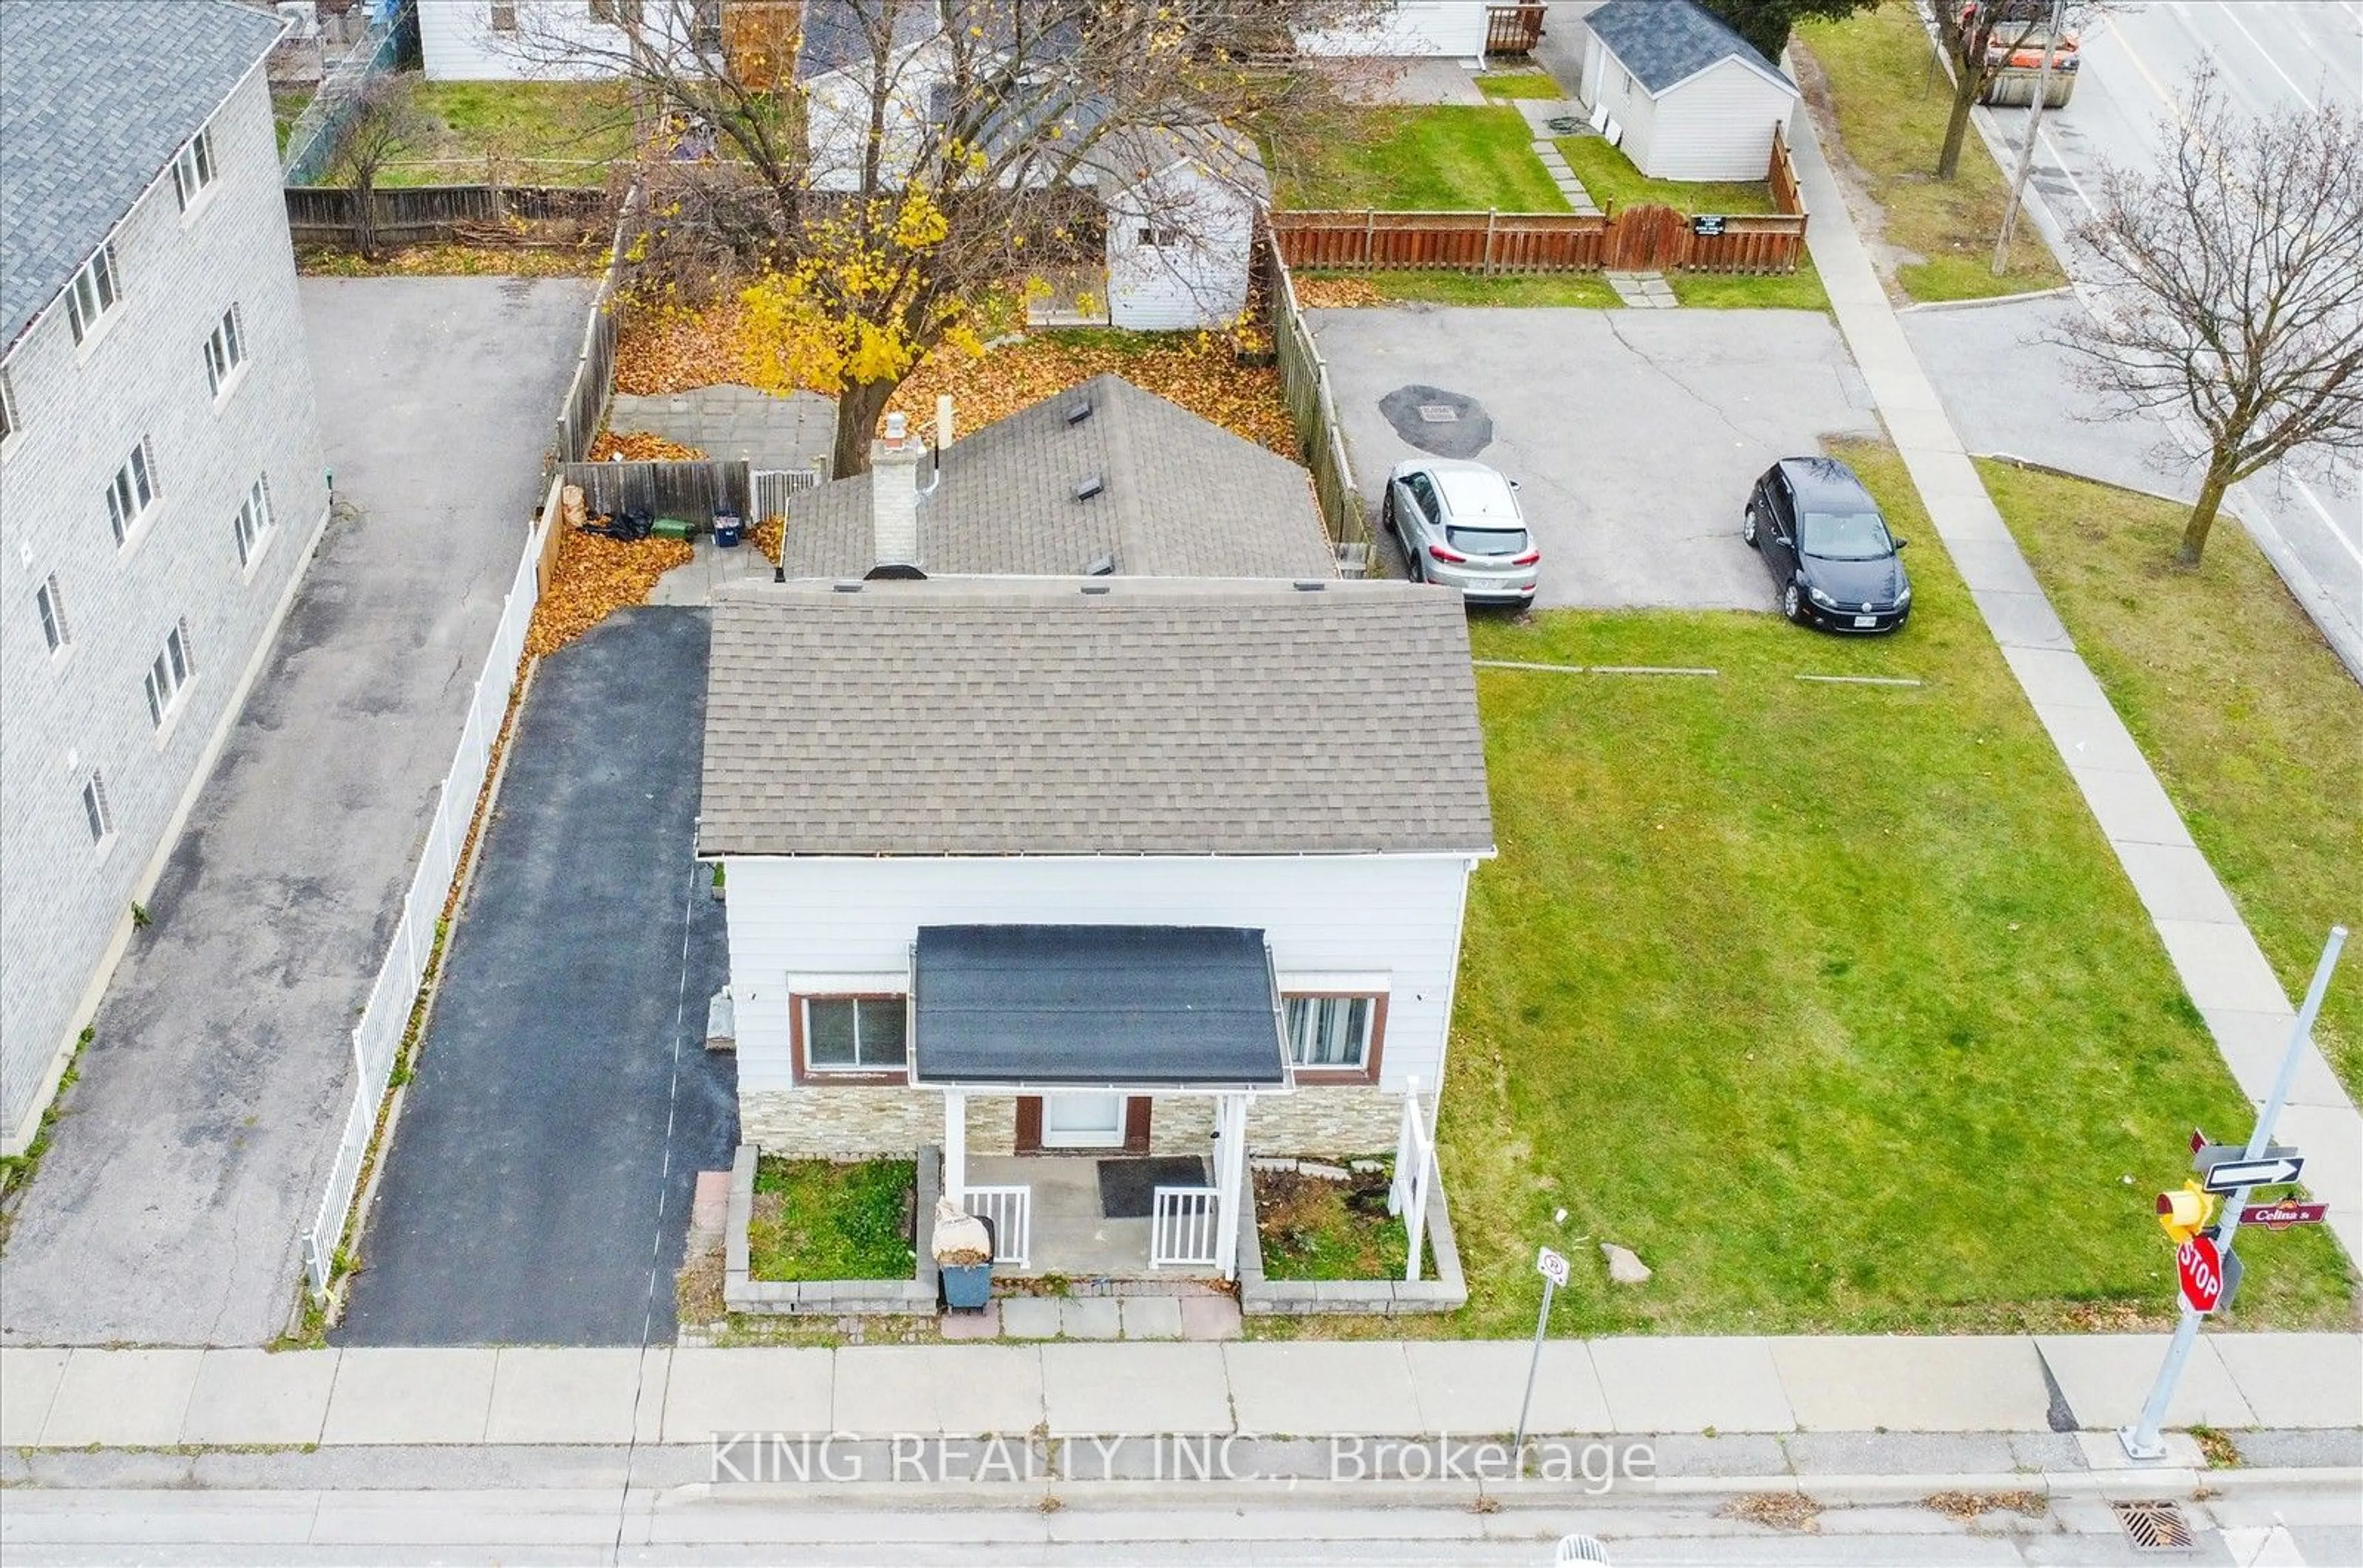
top-left (415, 0), bottom-right (704, 81)
top-left (1579, 0), bottom-right (1799, 183)
top-left (1295, 2), bottom-right (1492, 60)
top-left (1094, 128), bottom-right (1267, 332)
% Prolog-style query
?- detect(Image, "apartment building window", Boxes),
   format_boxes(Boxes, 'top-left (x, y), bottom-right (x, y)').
top-left (144, 620), bottom-right (196, 728)
top-left (204, 305), bottom-right (246, 397)
top-left (82, 772), bottom-right (114, 846)
top-left (233, 476), bottom-right (273, 566)
top-left (489, 0), bottom-right (518, 28)
top-left (105, 440), bottom-right (157, 544)
top-left (36, 574), bottom-right (71, 653)
top-left (66, 246), bottom-right (120, 345)
top-left (174, 127), bottom-right (216, 210)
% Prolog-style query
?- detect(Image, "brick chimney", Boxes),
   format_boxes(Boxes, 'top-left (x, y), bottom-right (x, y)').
top-left (870, 411), bottom-right (923, 569)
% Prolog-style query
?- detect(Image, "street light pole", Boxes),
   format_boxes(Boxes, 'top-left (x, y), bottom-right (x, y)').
top-left (2121, 925), bottom-right (2347, 1460)
top-left (1991, 0), bottom-right (2066, 275)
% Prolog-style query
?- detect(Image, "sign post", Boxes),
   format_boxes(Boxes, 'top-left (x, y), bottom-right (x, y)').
top-left (1514, 1246), bottom-right (1570, 1469)
top-left (2121, 926), bottom-right (2345, 1460)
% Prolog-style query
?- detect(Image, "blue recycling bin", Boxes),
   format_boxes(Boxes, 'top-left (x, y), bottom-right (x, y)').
top-left (941, 1262), bottom-right (992, 1310)
top-left (713, 511), bottom-right (744, 549)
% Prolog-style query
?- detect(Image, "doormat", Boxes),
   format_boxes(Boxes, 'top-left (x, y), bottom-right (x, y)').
top-left (1097, 1156), bottom-right (1210, 1219)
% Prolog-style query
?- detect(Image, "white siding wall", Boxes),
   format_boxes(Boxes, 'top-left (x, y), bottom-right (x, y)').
top-left (804, 39), bottom-right (946, 193)
top-left (722, 854), bottom-right (1477, 1097)
top-left (1296, 1), bottom-right (1491, 58)
top-left (418, 0), bottom-right (634, 80)
top-left (1632, 60), bottom-right (1796, 182)
top-left (0, 64), bottom-right (328, 1148)
top-left (1105, 161), bottom-right (1256, 330)
top-left (1582, 39), bottom-right (1661, 174)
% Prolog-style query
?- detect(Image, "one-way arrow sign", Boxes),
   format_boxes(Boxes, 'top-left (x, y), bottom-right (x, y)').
top-left (2201, 1154), bottom-right (2305, 1193)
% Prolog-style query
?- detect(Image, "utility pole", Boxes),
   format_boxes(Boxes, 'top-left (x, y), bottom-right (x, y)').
top-left (2121, 926), bottom-right (2347, 1460)
top-left (1992, 0), bottom-right (2066, 275)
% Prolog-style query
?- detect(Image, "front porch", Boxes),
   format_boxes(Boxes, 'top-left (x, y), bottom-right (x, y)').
top-left (961, 1153), bottom-right (1223, 1280)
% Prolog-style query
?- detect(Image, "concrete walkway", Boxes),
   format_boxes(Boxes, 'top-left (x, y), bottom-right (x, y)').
top-left (2, 1335), bottom-right (2354, 1452)
top-left (0, 278), bottom-right (597, 1348)
top-left (1785, 108), bottom-right (2363, 1265)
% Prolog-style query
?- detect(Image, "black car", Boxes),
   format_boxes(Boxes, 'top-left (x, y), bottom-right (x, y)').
top-left (1743, 458), bottom-right (1912, 633)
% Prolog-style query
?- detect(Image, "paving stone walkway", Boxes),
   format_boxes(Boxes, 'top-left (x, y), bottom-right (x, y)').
top-left (1603, 271), bottom-right (1677, 308)
top-left (1785, 109), bottom-right (2363, 1262)
top-left (1523, 113), bottom-right (1603, 217)
top-left (940, 1295), bottom-right (1241, 1343)
top-left (4, 1334), bottom-right (2352, 1451)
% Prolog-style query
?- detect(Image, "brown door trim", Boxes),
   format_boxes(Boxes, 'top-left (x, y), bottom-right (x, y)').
top-left (1123, 1095), bottom-right (1152, 1154)
top-left (1014, 1096), bottom-right (1043, 1154)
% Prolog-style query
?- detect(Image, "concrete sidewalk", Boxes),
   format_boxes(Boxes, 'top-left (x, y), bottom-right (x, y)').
top-left (2, 1335), bottom-right (2355, 1452)
top-left (1783, 108), bottom-right (2363, 1265)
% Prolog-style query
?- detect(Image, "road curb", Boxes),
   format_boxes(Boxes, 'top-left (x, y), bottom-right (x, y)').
top-left (1895, 286), bottom-right (2077, 314)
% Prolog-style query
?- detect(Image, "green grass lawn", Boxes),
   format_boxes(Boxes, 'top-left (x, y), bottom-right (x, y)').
top-left (1556, 136), bottom-right (1777, 215)
top-left (273, 89), bottom-right (312, 156)
top-left (386, 78), bottom-right (634, 187)
top-left (1979, 461), bottom-right (2363, 1098)
top-left (1794, 6), bottom-right (2066, 301)
top-left (1477, 71), bottom-right (1565, 100)
top-left (1270, 106), bottom-right (1567, 212)
top-left (1417, 441), bottom-right (2354, 1339)
top-left (1305, 270), bottom-right (1623, 309)
top-left (1255, 1168), bottom-right (1421, 1281)
top-left (1667, 255), bottom-right (1833, 311)
top-left (748, 1158), bottom-right (916, 1281)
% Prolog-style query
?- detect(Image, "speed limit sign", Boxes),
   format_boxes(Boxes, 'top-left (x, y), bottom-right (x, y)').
top-left (1536, 1246), bottom-right (1571, 1287)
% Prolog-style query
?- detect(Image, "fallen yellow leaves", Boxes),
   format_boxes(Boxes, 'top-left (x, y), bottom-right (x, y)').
top-left (747, 514), bottom-right (785, 564)
top-left (614, 299), bottom-right (755, 395)
top-left (1293, 274), bottom-right (1385, 308)
top-left (892, 332), bottom-right (1295, 455)
top-left (297, 243), bottom-right (606, 279)
top-left (526, 526), bottom-right (692, 658)
top-left (587, 430), bottom-right (708, 462)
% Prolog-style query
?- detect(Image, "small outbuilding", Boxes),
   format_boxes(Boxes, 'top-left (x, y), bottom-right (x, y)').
top-left (1293, 2), bottom-right (1492, 60)
top-left (1579, 0), bottom-right (1801, 183)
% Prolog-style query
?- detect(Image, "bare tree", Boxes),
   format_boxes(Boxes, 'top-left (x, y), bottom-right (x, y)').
top-left (2057, 72), bottom-right (2363, 566)
top-left (1932, 0), bottom-right (2105, 181)
top-left (512, 0), bottom-right (1373, 476)
top-left (327, 73), bottom-right (431, 260)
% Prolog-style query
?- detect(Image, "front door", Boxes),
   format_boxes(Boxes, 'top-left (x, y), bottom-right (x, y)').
top-left (1040, 1093), bottom-right (1127, 1149)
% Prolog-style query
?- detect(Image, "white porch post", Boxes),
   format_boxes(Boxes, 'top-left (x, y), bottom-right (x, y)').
top-left (1213, 1092), bottom-right (1251, 1280)
top-left (942, 1090), bottom-right (966, 1205)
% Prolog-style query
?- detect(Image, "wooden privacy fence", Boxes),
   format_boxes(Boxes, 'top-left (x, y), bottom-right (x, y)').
top-left (548, 185), bottom-right (642, 472)
top-left (559, 460), bottom-right (753, 522)
top-left (1261, 234), bottom-right (1367, 551)
top-left (284, 185), bottom-right (614, 247)
top-left (1485, 4), bottom-right (1546, 55)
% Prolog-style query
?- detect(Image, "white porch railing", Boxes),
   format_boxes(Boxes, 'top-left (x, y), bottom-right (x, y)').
top-left (750, 466), bottom-right (820, 521)
top-left (1151, 1186), bottom-right (1223, 1268)
top-left (961, 1185), bottom-right (1031, 1268)
top-left (1389, 1075), bottom-right (1439, 1284)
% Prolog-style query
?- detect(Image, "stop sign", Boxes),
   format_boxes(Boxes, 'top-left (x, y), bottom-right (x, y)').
top-left (2177, 1235), bottom-right (2226, 1314)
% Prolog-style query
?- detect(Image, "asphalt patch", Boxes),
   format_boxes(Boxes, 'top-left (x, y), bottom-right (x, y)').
top-left (1379, 384), bottom-right (1493, 458)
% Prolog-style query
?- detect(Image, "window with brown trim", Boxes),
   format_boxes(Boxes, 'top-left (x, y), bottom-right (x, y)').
top-left (1282, 993), bottom-right (1386, 1084)
top-left (793, 993), bottom-right (908, 1082)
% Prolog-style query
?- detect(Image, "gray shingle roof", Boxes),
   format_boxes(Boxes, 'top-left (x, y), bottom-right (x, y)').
top-left (780, 375), bottom-right (1336, 580)
top-left (0, 1), bottom-right (284, 353)
top-left (1584, 0), bottom-right (1796, 96)
top-left (794, 0), bottom-right (943, 82)
top-left (699, 577), bottom-right (1494, 858)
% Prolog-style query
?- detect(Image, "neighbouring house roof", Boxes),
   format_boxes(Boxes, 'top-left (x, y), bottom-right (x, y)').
top-left (1583, 0), bottom-right (1797, 97)
top-left (0, 0), bottom-right (284, 354)
top-left (794, 0), bottom-right (945, 82)
top-left (1084, 123), bottom-right (1269, 202)
top-left (913, 925), bottom-right (1290, 1089)
top-left (698, 577), bottom-right (1495, 859)
top-left (778, 375), bottom-right (1335, 580)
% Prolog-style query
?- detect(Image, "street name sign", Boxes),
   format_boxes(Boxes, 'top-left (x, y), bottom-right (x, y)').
top-left (2240, 1199), bottom-right (2328, 1230)
top-left (2177, 1235), bottom-right (2226, 1314)
top-left (2200, 1154), bottom-right (2305, 1193)
top-left (1536, 1247), bottom-right (1570, 1288)
top-left (2193, 1140), bottom-right (2297, 1177)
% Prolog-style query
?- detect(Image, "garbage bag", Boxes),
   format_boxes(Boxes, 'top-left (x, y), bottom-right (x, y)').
top-left (931, 1196), bottom-right (993, 1266)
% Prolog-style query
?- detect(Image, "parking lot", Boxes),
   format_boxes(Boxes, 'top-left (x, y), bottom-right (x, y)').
top-left (1308, 306), bottom-right (1881, 610)
top-left (337, 608), bottom-right (735, 1347)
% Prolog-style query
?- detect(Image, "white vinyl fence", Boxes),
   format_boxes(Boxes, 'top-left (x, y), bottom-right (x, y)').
top-left (1151, 1186), bottom-right (1223, 1268)
top-left (1389, 1076), bottom-right (1438, 1284)
top-left (298, 497), bottom-right (553, 1298)
top-left (959, 1185), bottom-right (1033, 1269)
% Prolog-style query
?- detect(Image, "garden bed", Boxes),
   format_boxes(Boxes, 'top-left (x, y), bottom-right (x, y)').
top-left (748, 1156), bottom-right (918, 1282)
top-left (1239, 1158), bottom-right (1465, 1317)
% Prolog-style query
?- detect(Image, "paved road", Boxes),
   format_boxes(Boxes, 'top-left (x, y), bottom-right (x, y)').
top-left (1964, 1), bottom-right (2363, 674)
top-left (336, 609), bottom-right (734, 1347)
top-left (0, 278), bottom-right (594, 1348)
top-left (1309, 306), bottom-right (1879, 610)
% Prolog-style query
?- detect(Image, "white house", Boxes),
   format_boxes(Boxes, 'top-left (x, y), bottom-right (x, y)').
top-left (1293, 1), bottom-right (1492, 60)
top-left (698, 573), bottom-right (1493, 1276)
top-left (415, 0), bottom-right (706, 81)
top-left (1579, 0), bottom-right (1799, 183)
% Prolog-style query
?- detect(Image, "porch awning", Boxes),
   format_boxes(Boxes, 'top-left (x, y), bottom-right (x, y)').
top-left (912, 925), bottom-right (1290, 1089)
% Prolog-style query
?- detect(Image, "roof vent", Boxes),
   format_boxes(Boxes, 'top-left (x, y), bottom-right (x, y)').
top-left (1065, 399), bottom-right (1094, 425)
top-left (831, 581), bottom-right (864, 593)
top-left (1083, 554), bottom-right (1116, 577)
top-left (1292, 580), bottom-right (1327, 591)
top-left (1081, 582), bottom-right (1113, 596)
top-left (1074, 473), bottom-right (1105, 502)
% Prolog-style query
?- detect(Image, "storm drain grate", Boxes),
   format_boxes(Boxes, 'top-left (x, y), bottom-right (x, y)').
top-left (2113, 1500), bottom-right (2194, 1551)
top-left (1417, 404), bottom-right (1460, 423)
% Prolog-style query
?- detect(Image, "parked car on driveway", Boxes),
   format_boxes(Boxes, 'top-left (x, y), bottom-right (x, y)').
top-left (1385, 458), bottom-right (1540, 606)
top-left (1743, 458), bottom-right (1913, 633)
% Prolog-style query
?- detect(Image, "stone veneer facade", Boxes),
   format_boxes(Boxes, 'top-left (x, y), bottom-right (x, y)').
top-left (742, 1084), bottom-right (1404, 1160)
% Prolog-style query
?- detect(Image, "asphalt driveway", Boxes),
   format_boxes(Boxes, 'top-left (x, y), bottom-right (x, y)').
top-left (1309, 306), bottom-right (1880, 610)
top-left (336, 608), bottom-right (734, 1347)
top-left (1, 277), bottom-right (596, 1347)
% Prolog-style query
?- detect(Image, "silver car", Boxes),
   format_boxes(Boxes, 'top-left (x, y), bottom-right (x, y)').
top-left (1384, 458), bottom-right (1540, 605)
